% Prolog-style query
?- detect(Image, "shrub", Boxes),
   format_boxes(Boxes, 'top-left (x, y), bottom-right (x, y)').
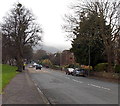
top-left (94, 63), bottom-right (108, 72)
top-left (52, 65), bottom-right (61, 70)
top-left (81, 65), bottom-right (92, 70)
top-left (68, 64), bottom-right (75, 68)
top-left (114, 65), bottom-right (120, 73)
top-left (63, 65), bottom-right (70, 68)
top-left (67, 63), bottom-right (81, 68)
top-left (41, 59), bottom-right (52, 67)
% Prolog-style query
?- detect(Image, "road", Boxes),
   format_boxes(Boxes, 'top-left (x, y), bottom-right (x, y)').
top-left (28, 67), bottom-right (118, 104)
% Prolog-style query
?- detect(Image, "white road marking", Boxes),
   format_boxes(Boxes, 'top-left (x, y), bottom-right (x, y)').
top-left (65, 77), bottom-right (70, 79)
top-left (88, 83), bottom-right (111, 90)
top-left (78, 81), bottom-right (83, 83)
top-left (101, 87), bottom-right (111, 90)
top-left (72, 79), bottom-right (83, 83)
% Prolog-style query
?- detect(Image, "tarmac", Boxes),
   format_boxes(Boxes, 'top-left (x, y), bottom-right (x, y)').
top-left (2, 70), bottom-right (46, 104)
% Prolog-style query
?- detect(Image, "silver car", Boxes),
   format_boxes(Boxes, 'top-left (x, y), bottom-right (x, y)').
top-left (72, 68), bottom-right (86, 76)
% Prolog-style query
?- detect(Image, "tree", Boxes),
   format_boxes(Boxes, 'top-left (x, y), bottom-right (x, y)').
top-left (23, 45), bottom-right (33, 61)
top-left (84, 0), bottom-right (120, 71)
top-left (2, 33), bottom-right (17, 65)
top-left (70, 11), bottom-right (106, 68)
top-left (63, 0), bottom-right (120, 72)
top-left (33, 49), bottom-right (47, 61)
top-left (50, 53), bottom-right (60, 66)
top-left (1, 3), bottom-right (43, 71)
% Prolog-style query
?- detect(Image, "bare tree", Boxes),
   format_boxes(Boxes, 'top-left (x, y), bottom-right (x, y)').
top-left (1, 3), bottom-right (43, 71)
top-left (33, 49), bottom-right (47, 61)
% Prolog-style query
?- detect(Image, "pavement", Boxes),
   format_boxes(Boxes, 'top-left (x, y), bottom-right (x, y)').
top-left (2, 70), bottom-right (46, 104)
top-left (29, 67), bottom-right (119, 104)
top-left (0, 95), bottom-right (2, 105)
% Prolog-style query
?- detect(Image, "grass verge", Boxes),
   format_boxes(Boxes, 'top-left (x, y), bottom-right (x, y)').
top-left (0, 64), bottom-right (18, 94)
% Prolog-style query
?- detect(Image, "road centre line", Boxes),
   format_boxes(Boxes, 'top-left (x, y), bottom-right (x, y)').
top-left (42, 69), bottom-right (111, 91)
top-left (88, 84), bottom-right (111, 90)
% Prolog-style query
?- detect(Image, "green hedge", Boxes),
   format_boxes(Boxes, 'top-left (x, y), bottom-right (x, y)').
top-left (94, 63), bottom-right (108, 72)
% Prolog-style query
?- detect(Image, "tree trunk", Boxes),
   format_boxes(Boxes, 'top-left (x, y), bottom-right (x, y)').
top-left (16, 53), bottom-right (23, 72)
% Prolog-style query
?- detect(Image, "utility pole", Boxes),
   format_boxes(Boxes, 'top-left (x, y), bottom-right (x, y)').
top-left (88, 44), bottom-right (90, 77)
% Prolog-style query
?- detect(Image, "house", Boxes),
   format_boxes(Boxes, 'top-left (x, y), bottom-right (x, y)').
top-left (60, 50), bottom-right (75, 66)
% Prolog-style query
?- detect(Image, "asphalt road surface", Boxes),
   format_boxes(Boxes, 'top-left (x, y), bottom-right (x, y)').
top-left (28, 67), bottom-right (118, 104)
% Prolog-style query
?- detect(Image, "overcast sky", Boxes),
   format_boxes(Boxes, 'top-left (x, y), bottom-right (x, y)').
top-left (0, 0), bottom-right (76, 50)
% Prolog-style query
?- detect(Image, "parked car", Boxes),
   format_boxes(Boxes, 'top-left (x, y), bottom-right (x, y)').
top-left (29, 65), bottom-right (33, 68)
top-left (66, 68), bottom-right (74, 75)
top-left (72, 68), bottom-right (87, 76)
top-left (45, 65), bottom-right (49, 68)
top-left (32, 63), bottom-right (38, 67)
top-left (36, 64), bottom-right (42, 70)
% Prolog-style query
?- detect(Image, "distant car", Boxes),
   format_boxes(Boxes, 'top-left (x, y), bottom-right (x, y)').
top-left (45, 65), bottom-right (49, 68)
top-left (72, 68), bottom-right (87, 76)
top-left (66, 68), bottom-right (74, 75)
top-left (36, 64), bottom-right (42, 70)
top-left (29, 65), bottom-right (33, 68)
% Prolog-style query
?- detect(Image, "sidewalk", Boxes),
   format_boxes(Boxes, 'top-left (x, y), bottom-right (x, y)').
top-left (2, 70), bottom-right (46, 104)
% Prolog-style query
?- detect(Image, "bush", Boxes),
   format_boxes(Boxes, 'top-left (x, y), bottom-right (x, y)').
top-left (68, 64), bottom-right (75, 68)
top-left (41, 59), bottom-right (52, 67)
top-left (52, 65), bottom-right (61, 70)
top-left (67, 63), bottom-right (81, 68)
top-left (63, 65), bottom-right (70, 68)
top-left (94, 63), bottom-right (108, 72)
top-left (81, 65), bottom-right (92, 70)
top-left (114, 65), bottom-right (120, 73)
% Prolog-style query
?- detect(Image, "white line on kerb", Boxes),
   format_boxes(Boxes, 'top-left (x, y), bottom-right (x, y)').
top-left (37, 87), bottom-right (50, 104)
top-left (37, 87), bottom-right (42, 93)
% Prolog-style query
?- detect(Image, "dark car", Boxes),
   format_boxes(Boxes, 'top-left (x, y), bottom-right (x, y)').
top-left (45, 65), bottom-right (49, 68)
top-left (36, 64), bottom-right (42, 70)
top-left (72, 68), bottom-right (88, 76)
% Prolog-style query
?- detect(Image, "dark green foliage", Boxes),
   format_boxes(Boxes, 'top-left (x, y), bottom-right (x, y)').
top-left (71, 12), bottom-right (106, 67)
top-left (94, 63), bottom-right (108, 72)
top-left (114, 65), bottom-right (120, 73)
top-left (65, 63), bottom-right (81, 68)
top-left (51, 65), bottom-right (61, 70)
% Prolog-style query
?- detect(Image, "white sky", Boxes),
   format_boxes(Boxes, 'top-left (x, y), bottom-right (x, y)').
top-left (0, 0), bottom-right (75, 50)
